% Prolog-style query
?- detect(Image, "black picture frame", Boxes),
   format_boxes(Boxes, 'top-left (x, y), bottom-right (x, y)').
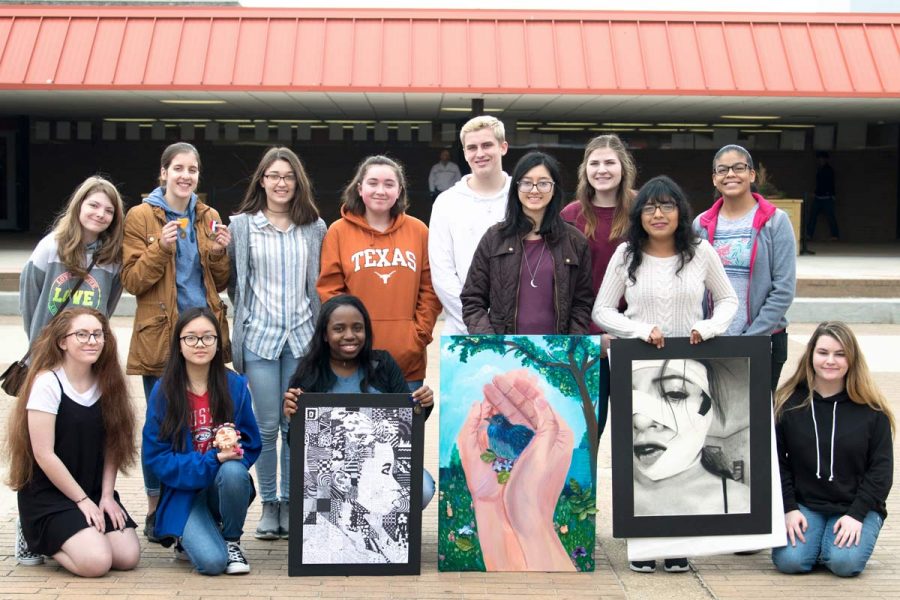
top-left (610, 336), bottom-right (772, 538)
top-left (288, 393), bottom-right (425, 576)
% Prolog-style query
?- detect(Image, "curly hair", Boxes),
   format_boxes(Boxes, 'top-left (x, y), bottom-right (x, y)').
top-left (623, 175), bottom-right (699, 284)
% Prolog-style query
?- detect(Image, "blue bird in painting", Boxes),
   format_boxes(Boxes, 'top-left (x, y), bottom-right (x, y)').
top-left (486, 414), bottom-right (535, 461)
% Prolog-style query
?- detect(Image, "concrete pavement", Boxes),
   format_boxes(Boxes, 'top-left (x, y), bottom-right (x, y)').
top-left (2, 318), bottom-right (900, 599)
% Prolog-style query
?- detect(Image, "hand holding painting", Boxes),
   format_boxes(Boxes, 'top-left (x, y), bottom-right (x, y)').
top-left (458, 370), bottom-right (576, 571)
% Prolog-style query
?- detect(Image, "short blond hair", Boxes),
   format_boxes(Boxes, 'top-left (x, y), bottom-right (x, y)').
top-left (460, 116), bottom-right (505, 145)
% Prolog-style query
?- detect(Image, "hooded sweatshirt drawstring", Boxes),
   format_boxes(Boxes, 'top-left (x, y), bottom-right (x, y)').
top-left (810, 398), bottom-right (838, 481)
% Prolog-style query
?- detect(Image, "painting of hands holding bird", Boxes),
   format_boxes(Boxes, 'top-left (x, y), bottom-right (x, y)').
top-left (438, 335), bottom-right (601, 572)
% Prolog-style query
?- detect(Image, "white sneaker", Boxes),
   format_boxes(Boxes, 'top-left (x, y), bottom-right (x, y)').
top-left (15, 518), bottom-right (44, 566)
top-left (225, 541), bottom-right (250, 575)
top-left (174, 543), bottom-right (190, 562)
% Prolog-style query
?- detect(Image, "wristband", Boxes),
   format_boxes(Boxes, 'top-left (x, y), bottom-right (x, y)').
top-left (75, 495), bottom-right (88, 504)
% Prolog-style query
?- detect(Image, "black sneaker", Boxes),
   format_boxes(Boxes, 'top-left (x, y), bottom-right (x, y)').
top-left (629, 560), bottom-right (656, 573)
top-left (225, 541), bottom-right (250, 575)
top-left (664, 557), bottom-right (691, 573)
top-left (144, 510), bottom-right (160, 543)
top-left (15, 518), bottom-right (44, 566)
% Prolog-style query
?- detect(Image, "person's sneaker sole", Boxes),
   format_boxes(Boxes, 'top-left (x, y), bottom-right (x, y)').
top-left (254, 529), bottom-right (280, 540)
top-left (16, 553), bottom-right (45, 566)
top-left (664, 560), bottom-right (691, 573)
top-left (629, 561), bottom-right (656, 573)
top-left (225, 562), bottom-right (251, 575)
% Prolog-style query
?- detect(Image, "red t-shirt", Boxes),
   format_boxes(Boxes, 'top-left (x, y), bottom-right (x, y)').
top-left (188, 389), bottom-right (214, 453)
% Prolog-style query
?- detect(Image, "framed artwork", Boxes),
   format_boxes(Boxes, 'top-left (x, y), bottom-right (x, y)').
top-left (288, 393), bottom-right (424, 576)
top-left (438, 335), bottom-right (602, 572)
top-left (610, 336), bottom-right (772, 539)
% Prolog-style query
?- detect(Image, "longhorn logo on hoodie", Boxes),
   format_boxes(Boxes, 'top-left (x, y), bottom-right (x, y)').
top-left (349, 248), bottom-right (418, 281)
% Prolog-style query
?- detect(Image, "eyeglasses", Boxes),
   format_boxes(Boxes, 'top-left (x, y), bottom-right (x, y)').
top-left (64, 330), bottom-right (104, 344)
top-left (180, 334), bottom-right (218, 347)
top-left (517, 180), bottom-right (555, 193)
top-left (640, 200), bottom-right (678, 215)
top-left (713, 163), bottom-right (751, 176)
top-left (264, 173), bottom-right (297, 184)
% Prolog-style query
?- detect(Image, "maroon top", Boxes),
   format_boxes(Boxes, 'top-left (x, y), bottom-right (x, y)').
top-left (560, 201), bottom-right (622, 334)
top-left (515, 239), bottom-right (556, 334)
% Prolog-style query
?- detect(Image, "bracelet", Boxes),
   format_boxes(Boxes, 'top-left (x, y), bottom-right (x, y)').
top-left (75, 495), bottom-right (88, 504)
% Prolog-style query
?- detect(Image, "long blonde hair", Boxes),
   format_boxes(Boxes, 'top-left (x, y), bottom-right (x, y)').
top-left (573, 134), bottom-right (636, 240)
top-left (52, 176), bottom-right (125, 276)
top-left (775, 321), bottom-right (895, 434)
top-left (5, 308), bottom-right (135, 490)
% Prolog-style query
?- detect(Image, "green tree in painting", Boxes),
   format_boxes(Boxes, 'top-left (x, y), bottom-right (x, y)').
top-left (447, 335), bottom-right (602, 472)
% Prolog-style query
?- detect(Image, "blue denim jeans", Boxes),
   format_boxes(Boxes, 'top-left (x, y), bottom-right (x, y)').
top-left (244, 347), bottom-right (300, 503)
top-left (772, 504), bottom-right (883, 577)
top-left (180, 461), bottom-right (254, 575)
top-left (142, 375), bottom-right (161, 497)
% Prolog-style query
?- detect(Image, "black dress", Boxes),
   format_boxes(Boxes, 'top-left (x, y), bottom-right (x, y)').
top-left (17, 373), bottom-right (136, 556)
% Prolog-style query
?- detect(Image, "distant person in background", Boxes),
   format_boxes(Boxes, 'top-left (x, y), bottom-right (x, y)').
top-left (807, 152), bottom-right (839, 241)
top-left (428, 148), bottom-right (462, 202)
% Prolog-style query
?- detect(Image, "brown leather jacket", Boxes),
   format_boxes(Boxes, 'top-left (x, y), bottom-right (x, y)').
top-left (121, 202), bottom-right (231, 376)
top-left (461, 222), bottom-right (594, 334)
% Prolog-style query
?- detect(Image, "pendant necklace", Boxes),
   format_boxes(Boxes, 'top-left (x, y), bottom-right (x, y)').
top-left (522, 239), bottom-right (546, 288)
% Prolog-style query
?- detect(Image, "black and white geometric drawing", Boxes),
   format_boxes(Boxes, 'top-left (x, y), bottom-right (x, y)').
top-left (289, 394), bottom-right (424, 576)
top-left (611, 336), bottom-right (772, 539)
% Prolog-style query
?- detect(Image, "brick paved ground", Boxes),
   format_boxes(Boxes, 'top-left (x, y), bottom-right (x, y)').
top-left (1, 318), bottom-right (898, 599)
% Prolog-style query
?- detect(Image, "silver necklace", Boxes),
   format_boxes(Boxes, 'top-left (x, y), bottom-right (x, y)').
top-left (522, 239), bottom-right (546, 288)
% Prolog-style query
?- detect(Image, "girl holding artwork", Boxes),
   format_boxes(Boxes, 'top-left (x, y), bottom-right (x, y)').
top-left (122, 142), bottom-right (232, 540)
top-left (461, 151), bottom-right (594, 335)
top-left (560, 134), bottom-right (637, 439)
top-left (228, 147), bottom-right (326, 540)
top-left (7, 308), bottom-right (139, 577)
top-left (773, 321), bottom-right (893, 577)
top-left (592, 175), bottom-right (738, 573)
top-left (142, 307), bottom-right (260, 576)
top-left (282, 294), bottom-right (435, 507)
top-left (317, 156), bottom-right (441, 392)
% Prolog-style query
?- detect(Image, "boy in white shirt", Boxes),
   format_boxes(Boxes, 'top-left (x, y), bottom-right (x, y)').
top-left (428, 116), bottom-right (511, 335)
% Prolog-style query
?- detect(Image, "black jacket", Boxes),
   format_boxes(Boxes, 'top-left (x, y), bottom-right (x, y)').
top-left (460, 222), bottom-right (594, 335)
top-left (777, 386), bottom-right (893, 520)
top-left (290, 349), bottom-right (431, 420)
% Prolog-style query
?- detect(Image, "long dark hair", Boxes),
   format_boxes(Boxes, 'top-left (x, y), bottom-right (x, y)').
top-left (499, 152), bottom-right (566, 243)
top-left (158, 307), bottom-right (233, 451)
top-left (624, 175), bottom-right (698, 284)
top-left (291, 295), bottom-right (377, 393)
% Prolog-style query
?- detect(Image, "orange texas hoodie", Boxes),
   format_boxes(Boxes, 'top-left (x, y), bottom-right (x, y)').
top-left (317, 208), bottom-right (442, 381)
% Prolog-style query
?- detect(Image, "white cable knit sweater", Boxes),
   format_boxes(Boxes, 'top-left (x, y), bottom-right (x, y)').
top-left (592, 240), bottom-right (737, 342)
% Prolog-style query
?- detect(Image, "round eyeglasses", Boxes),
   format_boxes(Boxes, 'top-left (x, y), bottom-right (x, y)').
top-left (64, 330), bottom-right (104, 344)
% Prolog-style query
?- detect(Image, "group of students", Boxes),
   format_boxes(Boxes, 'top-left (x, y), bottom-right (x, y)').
top-left (6, 115), bottom-right (892, 579)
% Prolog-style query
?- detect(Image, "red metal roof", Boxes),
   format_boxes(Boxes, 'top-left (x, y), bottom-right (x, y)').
top-left (0, 6), bottom-right (898, 96)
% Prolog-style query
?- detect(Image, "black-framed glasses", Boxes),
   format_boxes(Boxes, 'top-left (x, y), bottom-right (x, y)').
top-left (640, 200), bottom-right (678, 215)
top-left (64, 330), bottom-right (104, 344)
top-left (180, 334), bottom-right (218, 347)
top-left (264, 173), bottom-right (297, 184)
top-left (713, 163), bottom-right (751, 176)
top-left (517, 180), bottom-right (555, 193)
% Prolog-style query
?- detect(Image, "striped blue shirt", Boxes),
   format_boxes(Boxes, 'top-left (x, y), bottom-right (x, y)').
top-left (243, 211), bottom-right (314, 360)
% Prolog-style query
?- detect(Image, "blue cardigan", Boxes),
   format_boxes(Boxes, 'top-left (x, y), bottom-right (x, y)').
top-left (142, 370), bottom-right (261, 541)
